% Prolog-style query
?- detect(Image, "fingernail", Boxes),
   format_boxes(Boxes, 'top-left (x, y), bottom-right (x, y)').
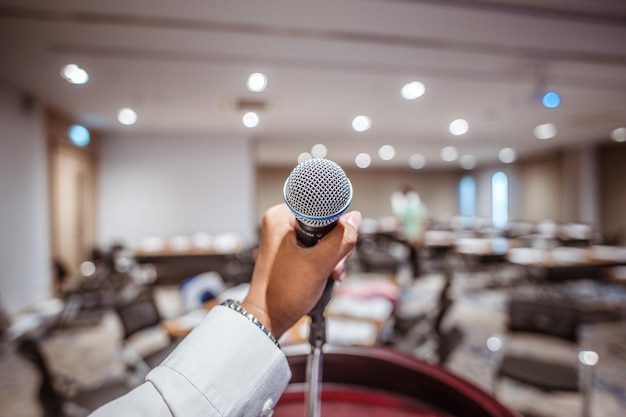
top-left (344, 211), bottom-right (362, 229)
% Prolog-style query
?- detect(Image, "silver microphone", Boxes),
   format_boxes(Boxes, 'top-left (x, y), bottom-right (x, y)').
top-left (283, 158), bottom-right (353, 247)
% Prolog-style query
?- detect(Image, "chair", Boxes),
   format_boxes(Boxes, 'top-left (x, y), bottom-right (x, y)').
top-left (17, 337), bottom-right (133, 417)
top-left (356, 232), bottom-right (411, 275)
top-left (114, 288), bottom-right (182, 372)
top-left (486, 296), bottom-right (599, 417)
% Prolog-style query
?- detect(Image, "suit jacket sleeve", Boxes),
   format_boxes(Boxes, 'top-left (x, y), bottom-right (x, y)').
top-left (90, 305), bottom-right (292, 417)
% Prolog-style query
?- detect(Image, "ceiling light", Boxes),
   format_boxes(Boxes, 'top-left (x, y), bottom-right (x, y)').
top-left (499, 147), bottom-right (517, 163)
top-left (401, 81), bottom-right (425, 100)
top-left (311, 144), bottom-right (327, 158)
top-left (352, 115), bottom-right (371, 132)
top-left (440, 146), bottom-right (459, 162)
top-left (247, 73), bottom-right (268, 93)
top-left (117, 107), bottom-right (137, 125)
top-left (449, 119), bottom-right (469, 136)
top-left (68, 124), bottom-right (90, 147)
top-left (378, 145), bottom-right (395, 160)
top-left (409, 154), bottom-right (426, 169)
top-left (242, 111), bottom-right (259, 128)
top-left (610, 127), bottom-right (626, 142)
top-left (355, 153), bottom-right (371, 168)
top-left (61, 64), bottom-right (89, 85)
top-left (297, 152), bottom-right (312, 163)
top-left (534, 123), bottom-right (557, 139)
top-left (459, 155), bottom-right (476, 170)
top-left (542, 91), bottom-right (560, 108)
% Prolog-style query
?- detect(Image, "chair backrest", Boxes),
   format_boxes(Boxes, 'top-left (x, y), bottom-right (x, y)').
top-left (507, 297), bottom-right (580, 342)
top-left (115, 289), bottom-right (162, 340)
top-left (17, 338), bottom-right (65, 417)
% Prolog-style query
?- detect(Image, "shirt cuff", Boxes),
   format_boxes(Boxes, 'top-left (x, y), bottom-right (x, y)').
top-left (147, 305), bottom-right (291, 417)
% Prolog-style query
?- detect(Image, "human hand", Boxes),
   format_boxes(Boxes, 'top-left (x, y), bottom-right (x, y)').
top-left (241, 203), bottom-right (361, 338)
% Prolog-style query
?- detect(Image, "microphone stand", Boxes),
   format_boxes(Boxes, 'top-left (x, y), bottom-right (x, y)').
top-left (306, 277), bottom-right (334, 417)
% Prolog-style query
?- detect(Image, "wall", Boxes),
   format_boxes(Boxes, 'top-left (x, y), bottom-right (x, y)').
top-left (257, 165), bottom-right (462, 221)
top-left (0, 86), bottom-right (51, 314)
top-left (518, 153), bottom-right (564, 223)
top-left (599, 142), bottom-right (626, 244)
top-left (98, 133), bottom-right (256, 249)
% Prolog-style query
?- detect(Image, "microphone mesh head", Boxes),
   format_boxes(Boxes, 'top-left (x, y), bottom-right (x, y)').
top-left (283, 158), bottom-right (353, 227)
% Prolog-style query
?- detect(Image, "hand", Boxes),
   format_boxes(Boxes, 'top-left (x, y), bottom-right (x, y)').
top-left (242, 204), bottom-right (361, 338)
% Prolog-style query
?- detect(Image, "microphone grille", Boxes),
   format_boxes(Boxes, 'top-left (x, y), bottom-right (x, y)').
top-left (283, 158), bottom-right (353, 227)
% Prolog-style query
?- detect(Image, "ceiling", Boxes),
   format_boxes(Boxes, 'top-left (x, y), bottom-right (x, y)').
top-left (1, 0), bottom-right (625, 169)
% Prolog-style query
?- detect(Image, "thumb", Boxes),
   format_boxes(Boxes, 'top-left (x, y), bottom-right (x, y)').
top-left (315, 210), bottom-right (361, 270)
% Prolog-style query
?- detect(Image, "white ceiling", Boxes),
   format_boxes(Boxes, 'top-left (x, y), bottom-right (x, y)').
top-left (1, 0), bottom-right (625, 169)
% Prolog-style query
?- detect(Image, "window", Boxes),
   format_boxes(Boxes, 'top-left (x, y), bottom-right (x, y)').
top-left (492, 171), bottom-right (508, 228)
top-left (459, 175), bottom-right (476, 218)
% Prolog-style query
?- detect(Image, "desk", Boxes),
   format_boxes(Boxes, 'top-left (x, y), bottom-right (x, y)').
top-left (161, 274), bottom-right (399, 347)
top-left (507, 246), bottom-right (626, 281)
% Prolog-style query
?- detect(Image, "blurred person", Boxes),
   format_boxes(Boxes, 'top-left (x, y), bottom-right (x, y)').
top-left (90, 203), bottom-right (361, 417)
top-left (391, 184), bottom-right (428, 277)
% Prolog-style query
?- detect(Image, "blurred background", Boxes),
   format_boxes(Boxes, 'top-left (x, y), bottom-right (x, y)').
top-left (1, 1), bottom-right (625, 416)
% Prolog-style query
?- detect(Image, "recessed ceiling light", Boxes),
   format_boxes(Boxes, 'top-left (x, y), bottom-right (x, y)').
top-left (459, 155), bottom-right (476, 170)
top-left (355, 153), bottom-right (371, 168)
top-left (117, 107), bottom-right (137, 125)
top-left (352, 115), bottom-right (372, 132)
top-left (242, 111), bottom-right (259, 128)
top-left (534, 123), bottom-right (557, 139)
top-left (409, 154), bottom-right (426, 169)
top-left (401, 81), bottom-right (425, 100)
top-left (297, 152), bottom-right (312, 163)
top-left (499, 147), bottom-right (517, 163)
top-left (440, 146), bottom-right (459, 162)
top-left (311, 144), bottom-right (327, 158)
top-left (61, 64), bottom-right (89, 85)
top-left (449, 119), bottom-right (469, 136)
top-left (378, 145), bottom-right (395, 160)
top-left (68, 124), bottom-right (90, 147)
top-left (247, 73), bottom-right (268, 93)
top-left (610, 127), bottom-right (626, 142)
top-left (542, 91), bottom-right (560, 108)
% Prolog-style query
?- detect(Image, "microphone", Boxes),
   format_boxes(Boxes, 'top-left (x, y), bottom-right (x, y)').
top-left (283, 158), bottom-right (353, 417)
top-left (283, 158), bottom-right (353, 248)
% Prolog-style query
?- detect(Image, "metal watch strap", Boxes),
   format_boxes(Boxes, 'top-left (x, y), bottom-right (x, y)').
top-left (221, 299), bottom-right (280, 348)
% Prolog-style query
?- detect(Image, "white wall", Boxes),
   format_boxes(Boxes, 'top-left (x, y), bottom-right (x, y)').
top-left (0, 86), bottom-right (52, 314)
top-left (98, 133), bottom-right (256, 248)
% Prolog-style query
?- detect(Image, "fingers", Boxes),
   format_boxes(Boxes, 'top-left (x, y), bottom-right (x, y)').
top-left (317, 210), bottom-right (362, 279)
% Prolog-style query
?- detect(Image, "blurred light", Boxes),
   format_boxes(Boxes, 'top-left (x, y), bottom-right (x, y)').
top-left (449, 119), bottom-right (469, 136)
top-left (378, 145), bottom-right (395, 160)
top-left (117, 107), bottom-right (137, 126)
top-left (499, 147), bottom-right (517, 163)
top-left (486, 336), bottom-right (502, 352)
top-left (409, 154), bottom-right (426, 169)
top-left (459, 154), bottom-right (476, 170)
top-left (401, 81), bottom-right (425, 100)
top-left (68, 124), bottom-right (90, 147)
top-left (242, 111), bottom-right (259, 128)
top-left (578, 350), bottom-right (599, 366)
top-left (297, 152), bottom-right (312, 163)
top-left (80, 261), bottom-right (96, 277)
top-left (441, 146), bottom-right (459, 162)
top-left (311, 144), bottom-right (327, 158)
top-left (542, 91), bottom-right (560, 108)
top-left (534, 123), bottom-right (557, 139)
top-left (352, 115), bottom-right (372, 132)
top-left (610, 127), bottom-right (626, 142)
top-left (247, 72), bottom-right (268, 93)
top-left (355, 153), bottom-right (371, 168)
top-left (61, 64), bottom-right (89, 85)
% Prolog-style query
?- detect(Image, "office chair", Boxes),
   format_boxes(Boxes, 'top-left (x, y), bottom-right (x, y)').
top-left (356, 232), bottom-right (411, 275)
top-left (17, 337), bottom-right (133, 417)
top-left (486, 296), bottom-right (598, 417)
top-left (114, 288), bottom-right (182, 372)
